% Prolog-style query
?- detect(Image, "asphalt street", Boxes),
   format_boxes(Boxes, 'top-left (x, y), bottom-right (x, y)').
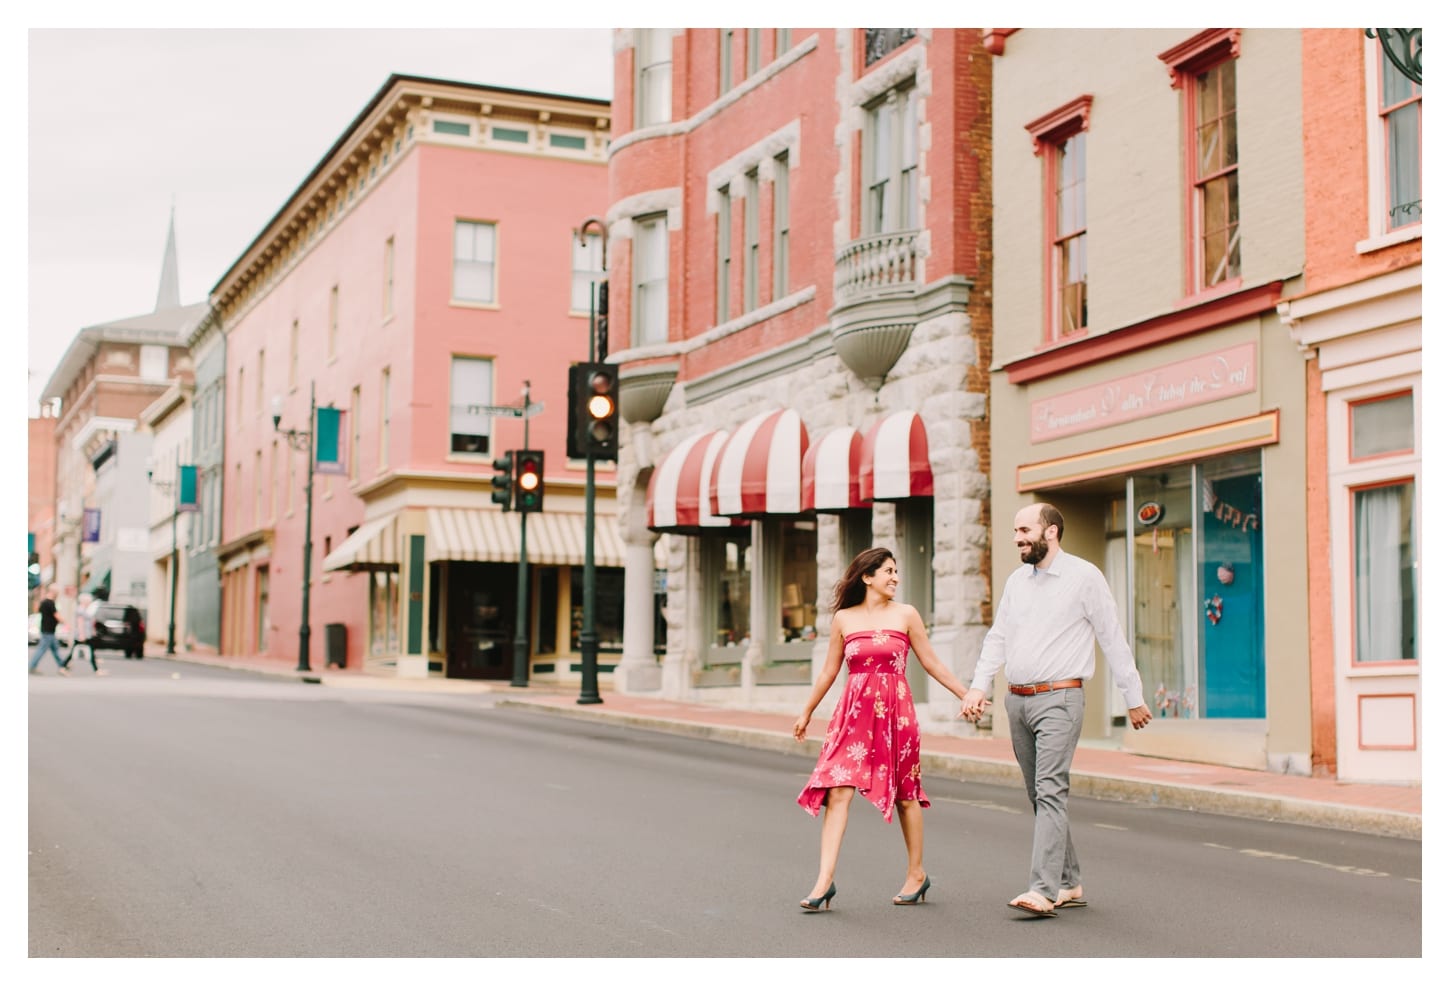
top-left (28, 659), bottom-right (1422, 958)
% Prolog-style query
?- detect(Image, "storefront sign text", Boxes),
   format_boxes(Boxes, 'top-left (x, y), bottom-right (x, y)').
top-left (1030, 342), bottom-right (1257, 443)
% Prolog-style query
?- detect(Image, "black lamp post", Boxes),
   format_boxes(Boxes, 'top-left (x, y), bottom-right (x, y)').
top-left (146, 459), bottom-right (181, 654)
top-left (576, 216), bottom-right (609, 705)
top-left (273, 382), bottom-right (317, 673)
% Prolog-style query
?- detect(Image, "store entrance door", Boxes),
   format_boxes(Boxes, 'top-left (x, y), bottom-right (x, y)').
top-left (445, 561), bottom-right (517, 679)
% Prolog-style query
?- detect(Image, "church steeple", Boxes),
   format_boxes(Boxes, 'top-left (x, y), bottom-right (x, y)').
top-left (154, 203), bottom-right (180, 312)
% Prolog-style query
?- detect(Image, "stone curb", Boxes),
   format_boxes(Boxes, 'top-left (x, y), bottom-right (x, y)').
top-left (499, 699), bottom-right (1421, 842)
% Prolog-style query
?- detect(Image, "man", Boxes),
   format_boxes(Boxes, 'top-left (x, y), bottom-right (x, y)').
top-left (961, 502), bottom-right (1151, 916)
top-left (29, 586), bottom-right (70, 676)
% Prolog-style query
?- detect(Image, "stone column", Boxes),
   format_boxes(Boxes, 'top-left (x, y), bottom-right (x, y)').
top-left (614, 513), bottom-right (662, 693)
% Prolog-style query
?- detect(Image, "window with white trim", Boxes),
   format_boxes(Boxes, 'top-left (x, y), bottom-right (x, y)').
top-left (349, 385), bottom-right (361, 482)
top-left (720, 29), bottom-right (734, 95)
top-left (863, 83), bottom-right (919, 235)
top-left (744, 169), bottom-right (760, 311)
top-left (773, 152), bottom-right (790, 299)
top-left (139, 344), bottom-right (168, 381)
top-left (449, 356), bottom-right (493, 456)
top-left (328, 285), bottom-right (339, 359)
top-left (1371, 37), bottom-right (1422, 233)
top-left (636, 29), bottom-right (672, 127)
top-left (379, 367), bottom-right (391, 471)
top-left (716, 185), bottom-right (731, 324)
top-left (571, 231), bottom-right (604, 313)
top-left (453, 221), bottom-right (497, 304)
top-left (383, 237), bottom-right (394, 318)
top-left (633, 214), bottom-right (668, 346)
top-left (1352, 479), bottom-right (1417, 663)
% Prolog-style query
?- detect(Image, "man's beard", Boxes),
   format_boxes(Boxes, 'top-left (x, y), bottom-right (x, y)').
top-left (1019, 537), bottom-right (1048, 565)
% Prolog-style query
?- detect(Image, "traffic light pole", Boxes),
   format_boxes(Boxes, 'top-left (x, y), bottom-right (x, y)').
top-left (578, 217), bottom-right (608, 704)
top-left (511, 381), bottom-right (532, 688)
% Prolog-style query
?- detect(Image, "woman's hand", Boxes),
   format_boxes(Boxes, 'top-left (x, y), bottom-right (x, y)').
top-left (792, 713), bottom-right (811, 741)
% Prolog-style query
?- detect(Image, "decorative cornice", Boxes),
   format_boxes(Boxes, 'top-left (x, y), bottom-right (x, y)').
top-left (1025, 94), bottom-right (1094, 156)
top-left (981, 28), bottom-right (1019, 56)
top-left (1158, 29), bottom-right (1242, 87)
top-left (1002, 280), bottom-right (1283, 385)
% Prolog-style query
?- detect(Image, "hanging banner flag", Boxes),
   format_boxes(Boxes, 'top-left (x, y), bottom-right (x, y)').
top-left (178, 464), bottom-right (199, 513)
top-left (82, 508), bottom-right (101, 542)
top-left (314, 406), bottom-right (347, 475)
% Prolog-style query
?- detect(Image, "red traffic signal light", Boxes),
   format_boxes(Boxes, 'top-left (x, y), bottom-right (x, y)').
top-left (514, 450), bottom-right (545, 513)
top-left (491, 451), bottom-right (514, 510)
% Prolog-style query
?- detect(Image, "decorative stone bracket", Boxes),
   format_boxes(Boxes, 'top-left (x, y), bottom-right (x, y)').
top-left (618, 362), bottom-right (679, 424)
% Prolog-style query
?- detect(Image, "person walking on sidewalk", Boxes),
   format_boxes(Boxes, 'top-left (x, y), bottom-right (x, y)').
top-left (29, 586), bottom-right (70, 676)
top-left (793, 547), bottom-right (970, 911)
top-left (961, 503), bottom-right (1151, 916)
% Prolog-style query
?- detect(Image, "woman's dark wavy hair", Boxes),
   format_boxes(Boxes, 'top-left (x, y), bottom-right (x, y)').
top-left (832, 547), bottom-right (895, 613)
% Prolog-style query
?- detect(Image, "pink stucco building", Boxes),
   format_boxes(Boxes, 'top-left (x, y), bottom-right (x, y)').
top-left (212, 75), bottom-right (618, 680)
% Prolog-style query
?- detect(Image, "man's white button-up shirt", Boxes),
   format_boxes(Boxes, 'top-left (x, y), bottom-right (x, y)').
top-left (969, 549), bottom-right (1146, 709)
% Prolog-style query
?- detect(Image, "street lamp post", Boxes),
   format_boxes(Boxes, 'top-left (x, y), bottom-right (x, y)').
top-left (273, 382), bottom-right (317, 673)
top-left (511, 380), bottom-right (532, 688)
top-left (146, 460), bottom-right (181, 654)
top-left (576, 216), bottom-right (608, 705)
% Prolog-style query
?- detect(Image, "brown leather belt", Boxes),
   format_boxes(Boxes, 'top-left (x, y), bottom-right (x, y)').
top-left (1008, 678), bottom-right (1083, 696)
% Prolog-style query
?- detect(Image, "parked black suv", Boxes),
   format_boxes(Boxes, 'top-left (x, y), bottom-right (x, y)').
top-left (90, 603), bottom-right (146, 658)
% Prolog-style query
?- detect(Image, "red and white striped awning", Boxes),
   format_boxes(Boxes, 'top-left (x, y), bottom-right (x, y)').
top-left (802, 426), bottom-right (866, 513)
top-left (710, 408), bottom-right (811, 517)
top-left (647, 429), bottom-right (741, 532)
top-left (861, 410), bottom-right (934, 500)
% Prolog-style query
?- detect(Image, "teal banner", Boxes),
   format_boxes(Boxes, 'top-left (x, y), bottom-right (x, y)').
top-left (315, 406), bottom-right (345, 475)
top-left (177, 464), bottom-right (199, 512)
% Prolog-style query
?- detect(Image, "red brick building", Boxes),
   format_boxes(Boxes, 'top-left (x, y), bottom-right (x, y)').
top-left (1278, 29), bottom-right (1421, 783)
top-left (604, 28), bottom-right (994, 729)
top-left (27, 410), bottom-right (58, 603)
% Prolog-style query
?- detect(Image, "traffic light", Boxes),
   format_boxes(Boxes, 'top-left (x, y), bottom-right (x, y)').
top-left (567, 362), bottom-right (619, 460)
top-left (514, 450), bottom-right (545, 513)
top-left (491, 451), bottom-right (514, 510)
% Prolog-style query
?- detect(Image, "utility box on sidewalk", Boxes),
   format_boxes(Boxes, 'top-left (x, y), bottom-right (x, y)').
top-left (324, 623), bottom-right (347, 668)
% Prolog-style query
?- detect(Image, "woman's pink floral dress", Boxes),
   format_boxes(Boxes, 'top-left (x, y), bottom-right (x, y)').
top-left (797, 629), bottom-right (927, 823)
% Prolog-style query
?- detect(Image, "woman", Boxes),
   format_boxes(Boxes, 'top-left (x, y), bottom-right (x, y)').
top-left (793, 547), bottom-right (969, 911)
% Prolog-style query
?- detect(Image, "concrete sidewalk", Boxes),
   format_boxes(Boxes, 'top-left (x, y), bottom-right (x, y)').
top-left (151, 647), bottom-right (1421, 841)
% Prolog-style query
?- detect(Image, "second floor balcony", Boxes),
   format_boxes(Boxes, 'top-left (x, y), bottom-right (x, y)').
top-left (830, 229), bottom-right (922, 390)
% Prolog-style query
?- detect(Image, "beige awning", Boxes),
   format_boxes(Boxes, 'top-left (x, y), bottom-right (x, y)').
top-left (322, 513), bottom-right (400, 572)
top-left (425, 507), bottom-right (627, 568)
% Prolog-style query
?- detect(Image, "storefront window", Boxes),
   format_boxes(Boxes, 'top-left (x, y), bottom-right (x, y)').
top-left (1129, 465), bottom-right (1196, 717)
top-left (369, 570), bottom-right (399, 656)
top-left (1353, 480), bottom-right (1416, 663)
top-left (703, 532), bottom-right (751, 664)
top-left (775, 520), bottom-right (818, 658)
top-left (536, 567), bottom-right (558, 655)
top-left (1121, 449), bottom-right (1264, 720)
top-left (570, 566), bottom-right (624, 653)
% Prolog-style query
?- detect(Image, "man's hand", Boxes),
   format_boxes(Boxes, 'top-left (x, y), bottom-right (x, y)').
top-left (1128, 704), bottom-right (1152, 729)
top-left (960, 688), bottom-right (991, 723)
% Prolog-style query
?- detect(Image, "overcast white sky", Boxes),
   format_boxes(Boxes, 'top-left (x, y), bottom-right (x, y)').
top-left (24, 27), bottom-right (614, 415)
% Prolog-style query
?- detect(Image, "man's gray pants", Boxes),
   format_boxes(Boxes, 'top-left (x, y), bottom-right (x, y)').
top-left (1005, 687), bottom-right (1085, 899)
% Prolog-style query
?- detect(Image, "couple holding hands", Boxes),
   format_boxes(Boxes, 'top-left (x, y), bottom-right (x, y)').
top-left (792, 503), bottom-right (1152, 916)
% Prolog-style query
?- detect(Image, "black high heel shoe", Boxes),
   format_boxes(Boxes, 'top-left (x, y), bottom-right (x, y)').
top-left (893, 874), bottom-right (930, 905)
top-left (800, 882), bottom-right (837, 911)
